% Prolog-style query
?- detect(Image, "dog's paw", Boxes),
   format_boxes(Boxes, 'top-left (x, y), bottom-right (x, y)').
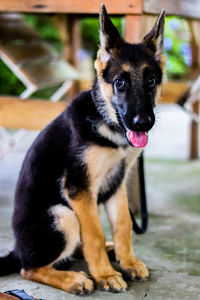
top-left (22, 269), bottom-right (94, 295)
top-left (67, 271), bottom-right (94, 295)
top-left (121, 258), bottom-right (149, 281)
top-left (95, 271), bottom-right (127, 292)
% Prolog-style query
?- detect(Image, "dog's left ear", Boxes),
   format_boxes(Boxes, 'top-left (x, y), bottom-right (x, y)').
top-left (143, 10), bottom-right (166, 59)
top-left (99, 3), bottom-right (123, 54)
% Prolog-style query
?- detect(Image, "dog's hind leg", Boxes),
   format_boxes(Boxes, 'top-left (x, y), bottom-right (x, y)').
top-left (19, 204), bottom-right (94, 295)
top-left (105, 182), bottom-right (149, 281)
top-left (21, 267), bottom-right (94, 295)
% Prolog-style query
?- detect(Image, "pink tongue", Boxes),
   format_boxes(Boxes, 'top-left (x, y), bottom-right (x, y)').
top-left (126, 130), bottom-right (148, 148)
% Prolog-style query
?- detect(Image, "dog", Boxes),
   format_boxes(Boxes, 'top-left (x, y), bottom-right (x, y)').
top-left (0, 4), bottom-right (166, 295)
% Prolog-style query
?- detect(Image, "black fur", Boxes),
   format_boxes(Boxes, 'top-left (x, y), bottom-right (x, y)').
top-left (0, 252), bottom-right (20, 275)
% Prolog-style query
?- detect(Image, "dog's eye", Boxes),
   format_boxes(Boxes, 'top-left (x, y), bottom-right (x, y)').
top-left (146, 75), bottom-right (156, 88)
top-left (115, 79), bottom-right (126, 90)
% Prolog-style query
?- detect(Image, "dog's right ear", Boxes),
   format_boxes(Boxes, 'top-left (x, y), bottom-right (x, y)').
top-left (99, 3), bottom-right (123, 54)
top-left (142, 10), bottom-right (166, 59)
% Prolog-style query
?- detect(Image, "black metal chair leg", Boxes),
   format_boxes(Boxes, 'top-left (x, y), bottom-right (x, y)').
top-left (130, 151), bottom-right (148, 234)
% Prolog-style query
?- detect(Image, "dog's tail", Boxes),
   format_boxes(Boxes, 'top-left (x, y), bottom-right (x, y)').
top-left (0, 251), bottom-right (21, 276)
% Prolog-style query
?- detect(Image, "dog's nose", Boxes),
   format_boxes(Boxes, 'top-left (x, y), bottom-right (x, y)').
top-left (133, 114), bottom-right (152, 131)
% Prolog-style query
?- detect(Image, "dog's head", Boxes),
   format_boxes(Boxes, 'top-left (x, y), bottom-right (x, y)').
top-left (94, 4), bottom-right (166, 148)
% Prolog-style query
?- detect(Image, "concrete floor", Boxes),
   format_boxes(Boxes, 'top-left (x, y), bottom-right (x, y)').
top-left (0, 104), bottom-right (200, 299)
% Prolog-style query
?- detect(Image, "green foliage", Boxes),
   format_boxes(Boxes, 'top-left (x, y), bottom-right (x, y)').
top-left (164, 16), bottom-right (191, 79)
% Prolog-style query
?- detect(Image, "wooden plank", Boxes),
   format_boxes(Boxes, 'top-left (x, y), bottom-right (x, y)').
top-left (159, 81), bottom-right (189, 104)
top-left (0, 97), bottom-right (66, 130)
top-left (125, 15), bottom-right (143, 43)
top-left (0, 0), bottom-right (142, 14)
top-left (143, 0), bottom-right (200, 20)
top-left (125, 14), bottom-right (155, 43)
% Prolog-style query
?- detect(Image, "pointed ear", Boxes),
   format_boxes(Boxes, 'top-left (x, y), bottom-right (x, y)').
top-left (143, 10), bottom-right (166, 58)
top-left (99, 3), bottom-right (123, 53)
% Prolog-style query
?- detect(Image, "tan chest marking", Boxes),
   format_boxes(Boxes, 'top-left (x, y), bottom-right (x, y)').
top-left (85, 145), bottom-right (141, 198)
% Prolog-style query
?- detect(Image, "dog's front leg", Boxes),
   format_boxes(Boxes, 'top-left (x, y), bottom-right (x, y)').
top-left (105, 182), bottom-right (149, 280)
top-left (69, 191), bottom-right (127, 292)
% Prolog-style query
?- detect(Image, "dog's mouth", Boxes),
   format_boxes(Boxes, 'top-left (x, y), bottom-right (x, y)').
top-left (126, 130), bottom-right (148, 148)
top-left (114, 105), bottom-right (152, 148)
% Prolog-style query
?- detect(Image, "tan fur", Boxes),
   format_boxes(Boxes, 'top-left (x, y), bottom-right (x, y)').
top-left (68, 191), bottom-right (127, 291)
top-left (85, 146), bottom-right (120, 196)
top-left (155, 54), bottom-right (166, 102)
top-left (75, 241), bottom-right (115, 259)
top-left (85, 145), bottom-right (140, 198)
top-left (99, 79), bottom-right (113, 102)
top-left (121, 63), bottom-right (132, 72)
top-left (98, 79), bottom-right (118, 124)
top-left (49, 204), bottom-right (80, 263)
top-left (158, 53), bottom-right (167, 73)
top-left (21, 267), bottom-right (94, 295)
top-left (155, 84), bottom-right (162, 102)
top-left (94, 48), bottom-right (110, 76)
top-left (105, 182), bottom-right (148, 279)
top-left (94, 50), bottom-right (119, 124)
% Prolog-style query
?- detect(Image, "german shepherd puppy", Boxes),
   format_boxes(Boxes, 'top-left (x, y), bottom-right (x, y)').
top-left (0, 4), bottom-right (166, 295)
